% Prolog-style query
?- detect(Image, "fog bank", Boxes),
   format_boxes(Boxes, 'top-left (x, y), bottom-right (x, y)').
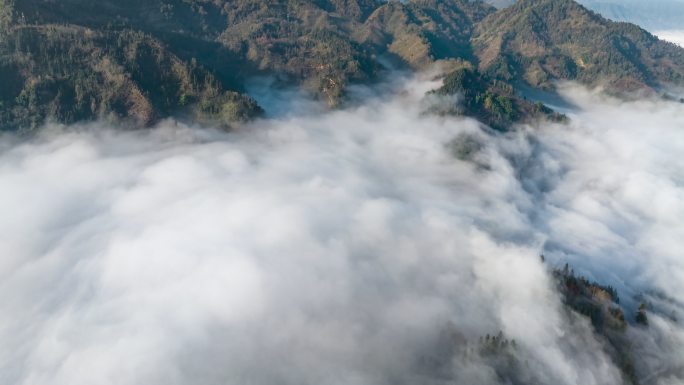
top-left (0, 77), bottom-right (683, 385)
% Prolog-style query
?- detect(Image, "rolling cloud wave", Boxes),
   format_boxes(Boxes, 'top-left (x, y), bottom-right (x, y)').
top-left (0, 78), bottom-right (682, 385)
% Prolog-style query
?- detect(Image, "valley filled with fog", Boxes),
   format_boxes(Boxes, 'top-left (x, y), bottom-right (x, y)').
top-left (0, 76), bottom-right (682, 385)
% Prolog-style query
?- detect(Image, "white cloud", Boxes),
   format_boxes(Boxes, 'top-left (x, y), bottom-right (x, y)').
top-left (0, 77), bottom-right (683, 385)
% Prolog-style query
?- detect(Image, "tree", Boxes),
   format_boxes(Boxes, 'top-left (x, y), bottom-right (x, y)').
top-left (0, 0), bottom-right (13, 33)
top-left (635, 303), bottom-right (648, 326)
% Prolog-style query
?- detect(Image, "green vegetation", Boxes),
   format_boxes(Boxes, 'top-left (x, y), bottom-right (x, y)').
top-left (553, 264), bottom-right (639, 385)
top-left (473, 0), bottom-right (684, 93)
top-left (432, 67), bottom-right (566, 130)
top-left (1, 0), bottom-right (684, 130)
top-left (193, 90), bottom-right (263, 126)
top-left (479, 331), bottom-right (518, 355)
top-left (0, 25), bottom-right (261, 131)
top-left (0, 0), bottom-right (12, 34)
top-left (436, 262), bottom-right (647, 385)
top-left (4, 0), bottom-right (497, 111)
top-left (635, 303), bottom-right (649, 326)
top-left (448, 133), bottom-right (484, 162)
top-left (358, 0), bottom-right (494, 67)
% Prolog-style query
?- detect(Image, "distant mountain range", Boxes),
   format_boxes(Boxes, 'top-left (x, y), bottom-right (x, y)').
top-left (1, 0), bottom-right (684, 132)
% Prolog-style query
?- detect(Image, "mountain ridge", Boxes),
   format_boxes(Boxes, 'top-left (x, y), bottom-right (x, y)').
top-left (1, 0), bottom-right (684, 131)
top-left (473, 0), bottom-right (684, 93)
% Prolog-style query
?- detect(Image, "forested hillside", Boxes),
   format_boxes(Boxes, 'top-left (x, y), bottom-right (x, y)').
top-left (1, 0), bottom-right (684, 131)
top-left (473, 0), bottom-right (684, 93)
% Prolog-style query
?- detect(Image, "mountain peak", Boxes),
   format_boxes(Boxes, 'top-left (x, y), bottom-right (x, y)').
top-left (473, 0), bottom-right (684, 92)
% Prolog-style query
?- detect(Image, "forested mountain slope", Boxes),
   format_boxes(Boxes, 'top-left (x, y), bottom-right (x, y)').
top-left (473, 0), bottom-right (684, 92)
top-left (1, 0), bottom-right (684, 131)
top-left (0, 24), bottom-right (262, 131)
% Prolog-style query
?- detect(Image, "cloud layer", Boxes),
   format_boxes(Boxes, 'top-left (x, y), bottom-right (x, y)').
top-left (0, 78), bottom-right (683, 385)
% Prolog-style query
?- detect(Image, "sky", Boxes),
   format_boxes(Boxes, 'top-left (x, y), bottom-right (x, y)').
top-left (655, 30), bottom-right (684, 47)
top-left (581, 0), bottom-right (684, 33)
top-left (0, 75), bottom-right (683, 385)
top-left (487, 0), bottom-right (684, 36)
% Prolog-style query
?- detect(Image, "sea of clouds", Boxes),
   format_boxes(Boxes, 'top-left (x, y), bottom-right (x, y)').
top-left (0, 76), bottom-right (683, 385)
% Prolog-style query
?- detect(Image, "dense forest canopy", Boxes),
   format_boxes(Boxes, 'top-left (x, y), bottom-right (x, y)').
top-left (1, 0), bottom-right (683, 131)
